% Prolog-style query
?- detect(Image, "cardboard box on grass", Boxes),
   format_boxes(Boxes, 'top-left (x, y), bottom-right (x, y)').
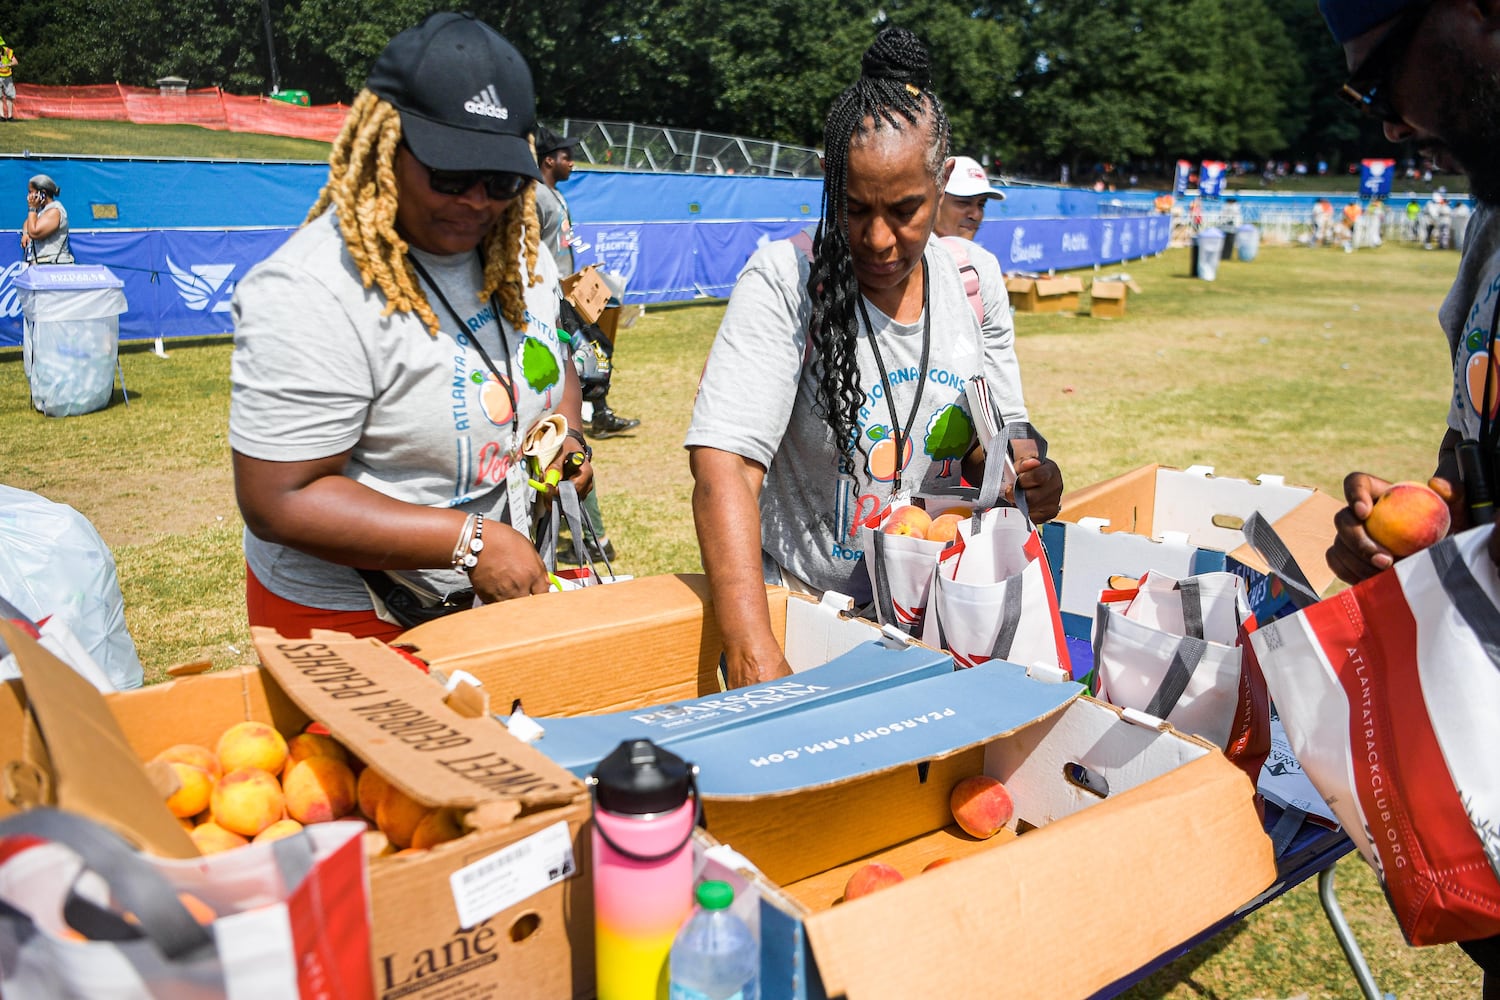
top-left (1034, 275), bottom-right (1084, 313)
top-left (1089, 277), bottom-right (1141, 319)
top-left (559, 265), bottom-right (611, 325)
top-left (1005, 275), bottom-right (1040, 312)
top-left (399, 574), bottom-right (1276, 999)
top-left (1043, 463), bottom-right (1341, 652)
top-left (0, 620), bottom-right (595, 1000)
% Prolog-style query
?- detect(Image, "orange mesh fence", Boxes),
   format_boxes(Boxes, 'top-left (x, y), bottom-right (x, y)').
top-left (13, 83), bottom-right (348, 143)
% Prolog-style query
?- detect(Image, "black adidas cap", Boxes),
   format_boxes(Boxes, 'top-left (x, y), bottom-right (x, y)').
top-left (366, 12), bottom-right (542, 180)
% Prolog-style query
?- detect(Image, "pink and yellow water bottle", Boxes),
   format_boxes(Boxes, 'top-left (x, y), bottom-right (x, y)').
top-left (589, 739), bottom-right (699, 1000)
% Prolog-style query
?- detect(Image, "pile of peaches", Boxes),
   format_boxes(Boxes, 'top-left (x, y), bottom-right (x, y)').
top-left (842, 774), bottom-right (1014, 901)
top-left (151, 722), bottom-right (461, 856)
top-left (881, 505), bottom-right (968, 544)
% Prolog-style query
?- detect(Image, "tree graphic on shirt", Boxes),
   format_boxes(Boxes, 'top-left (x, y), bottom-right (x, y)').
top-left (925, 404), bottom-right (975, 478)
top-left (521, 338), bottom-right (560, 391)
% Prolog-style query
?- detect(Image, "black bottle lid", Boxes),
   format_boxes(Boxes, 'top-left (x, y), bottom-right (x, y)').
top-left (590, 739), bottom-right (693, 816)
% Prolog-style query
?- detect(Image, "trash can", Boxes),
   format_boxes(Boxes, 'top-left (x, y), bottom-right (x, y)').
top-left (1221, 227), bottom-right (1237, 261)
top-left (16, 264), bottom-right (128, 417)
top-left (1189, 236), bottom-right (1200, 278)
top-left (1236, 224), bottom-right (1261, 262)
top-left (1195, 228), bottom-right (1225, 281)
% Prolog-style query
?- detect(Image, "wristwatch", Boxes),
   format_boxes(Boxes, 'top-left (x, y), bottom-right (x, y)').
top-left (565, 427), bottom-right (593, 462)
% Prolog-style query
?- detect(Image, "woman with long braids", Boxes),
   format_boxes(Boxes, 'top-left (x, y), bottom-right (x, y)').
top-left (687, 27), bottom-right (1062, 688)
top-left (230, 13), bottom-right (590, 641)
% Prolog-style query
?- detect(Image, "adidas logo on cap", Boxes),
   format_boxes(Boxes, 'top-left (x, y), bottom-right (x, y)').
top-left (464, 84), bottom-right (509, 120)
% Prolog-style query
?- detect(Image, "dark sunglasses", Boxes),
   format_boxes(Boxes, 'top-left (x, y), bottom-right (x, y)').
top-left (1337, 2), bottom-right (1433, 124)
top-left (404, 145), bottom-right (532, 201)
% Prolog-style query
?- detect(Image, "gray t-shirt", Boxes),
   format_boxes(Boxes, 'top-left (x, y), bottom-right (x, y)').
top-left (534, 183), bottom-right (574, 276)
top-left (32, 201), bottom-right (73, 264)
top-left (229, 211), bottom-right (566, 610)
top-left (685, 235), bottom-right (1027, 602)
top-left (1442, 202), bottom-right (1500, 441)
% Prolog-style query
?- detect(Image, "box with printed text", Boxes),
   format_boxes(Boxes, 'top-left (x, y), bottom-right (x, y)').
top-left (0, 623), bottom-right (595, 1000)
top-left (400, 574), bottom-right (1276, 999)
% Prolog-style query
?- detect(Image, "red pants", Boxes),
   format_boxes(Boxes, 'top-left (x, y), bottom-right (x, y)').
top-left (245, 565), bottom-right (404, 644)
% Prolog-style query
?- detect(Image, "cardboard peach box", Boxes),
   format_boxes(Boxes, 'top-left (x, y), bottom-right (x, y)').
top-left (0, 621), bottom-right (594, 1000)
top-left (400, 575), bottom-right (1276, 999)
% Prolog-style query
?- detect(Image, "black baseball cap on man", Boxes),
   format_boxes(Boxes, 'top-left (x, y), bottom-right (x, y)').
top-left (366, 12), bottom-right (542, 181)
top-left (535, 126), bottom-right (581, 164)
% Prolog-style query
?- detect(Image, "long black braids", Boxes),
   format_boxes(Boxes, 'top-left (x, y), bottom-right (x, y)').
top-left (808, 26), bottom-right (951, 468)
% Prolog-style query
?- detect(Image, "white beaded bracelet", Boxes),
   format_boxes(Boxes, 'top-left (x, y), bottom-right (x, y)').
top-left (456, 513), bottom-right (485, 573)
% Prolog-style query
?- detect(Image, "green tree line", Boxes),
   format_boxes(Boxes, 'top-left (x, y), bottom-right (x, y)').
top-left (5, 0), bottom-right (1389, 175)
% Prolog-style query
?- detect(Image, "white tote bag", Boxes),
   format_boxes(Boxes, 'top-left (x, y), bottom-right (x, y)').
top-left (921, 506), bottom-right (1070, 675)
top-left (1092, 571), bottom-right (1269, 783)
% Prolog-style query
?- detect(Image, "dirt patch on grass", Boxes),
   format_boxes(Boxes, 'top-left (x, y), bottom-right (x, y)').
top-left (51, 464), bottom-right (239, 549)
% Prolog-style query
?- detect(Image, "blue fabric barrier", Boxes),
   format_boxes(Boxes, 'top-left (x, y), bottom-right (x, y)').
top-left (0, 213), bottom-right (1170, 346)
top-left (0, 229), bottom-right (295, 347)
top-left (0, 160), bottom-right (1171, 346)
top-left (0, 158), bottom-right (327, 230)
top-left (574, 214), bottom-right (1172, 302)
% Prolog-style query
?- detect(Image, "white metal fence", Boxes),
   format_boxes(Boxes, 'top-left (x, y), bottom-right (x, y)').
top-left (546, 118), bottom-right (823, 178)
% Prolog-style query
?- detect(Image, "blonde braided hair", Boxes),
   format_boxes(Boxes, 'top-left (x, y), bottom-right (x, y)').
top-left (306, 89), bottom-right (542, 337)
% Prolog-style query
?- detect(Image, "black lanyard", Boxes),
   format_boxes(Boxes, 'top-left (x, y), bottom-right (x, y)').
top-left (855, 257), bottom-right (931, 494)
top-left (409, 253), bottom-right (519, 443)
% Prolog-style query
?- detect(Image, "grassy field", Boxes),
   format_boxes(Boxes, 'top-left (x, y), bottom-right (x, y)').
top-left (1, 118), bottom-right (331, 160)
top-left (0, 121), bottom-right (1483, 998)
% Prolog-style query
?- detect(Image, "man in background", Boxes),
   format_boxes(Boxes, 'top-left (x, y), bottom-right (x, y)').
top-left (1321, 0), bottom-right (1500, 991)
top-left (536, 126), bottom-right (639, 440)
top-left (0, 37), bottom-right (17, 122)
top-left (933, 155), bottom-right (1005, 242)
top-left (537, 126), bottom-right (633, 564)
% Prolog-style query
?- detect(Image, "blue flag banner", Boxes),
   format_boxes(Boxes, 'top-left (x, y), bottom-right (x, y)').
top-left (1360, 159), bottom-right (1396, 199)
top-left (1174, 160), bottom-right (1192, 197)
top-left (1199, 161), bottom-right (1227, 199)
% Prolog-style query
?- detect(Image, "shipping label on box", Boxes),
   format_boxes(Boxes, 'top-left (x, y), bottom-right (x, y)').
top-left (249, 628), bottom-right (595, 1000)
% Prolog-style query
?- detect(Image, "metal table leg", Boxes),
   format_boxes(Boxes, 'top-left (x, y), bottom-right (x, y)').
top-left (1318, 865), bottom-right (1393, 1000)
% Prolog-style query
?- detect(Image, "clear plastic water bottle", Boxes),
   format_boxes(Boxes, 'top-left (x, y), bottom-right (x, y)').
top-left (668, 880), bottom-right (759, 1000)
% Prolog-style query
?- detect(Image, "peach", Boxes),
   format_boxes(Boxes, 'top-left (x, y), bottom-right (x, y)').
top-left (882, 505), bottom-right (931, 539)
top-left (1365, 480), bottom-right (1451, 558)
top-left (282, 757), bottom-right (357, 825)
top-left (152, 744), bottom-right (222, 781)
top-left (211, 767), bottom-right (286, 838)
top-left (190, 822), bottom-right (249, 855)
top-left (411, 808), bottom-right (465, 850)
top-left (357, 767), bottom-right (390, 823)
top-left (216, 722), bottom-right (288, 775)
top-left (843, 862), bottom-right (904, 901)
top-left (283, 732), bottom-right (350, 775)
top-left (164, 763), bottom-right (215, 819)
top-left (376, 786), bottom-right (430, 850)
top-left (254, 819), bottom-right (305, 843)
top-left (922, 857), bottom-right (957, 873)
top-left (950, 775), bottom-right (1014, 839)
top-left (927, 513), bottom-right (965, 545)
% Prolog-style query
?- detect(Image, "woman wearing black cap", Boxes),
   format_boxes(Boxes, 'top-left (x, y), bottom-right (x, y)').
top-left (229, 12), bottom-right (592, 640)
top-left (21, 174), bottom-right (73, 264)
top-left (686, 27), bottom-right (1061, 688)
